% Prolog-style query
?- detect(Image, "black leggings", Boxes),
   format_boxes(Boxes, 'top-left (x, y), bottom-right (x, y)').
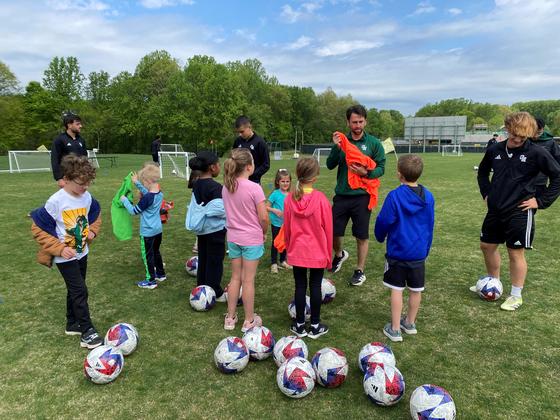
top-left (270, 225), bottom-right (286, 264)
top-left (197, 230), bottom-right (226, 298)
top-left (293, 266), bottom-right (324, 324)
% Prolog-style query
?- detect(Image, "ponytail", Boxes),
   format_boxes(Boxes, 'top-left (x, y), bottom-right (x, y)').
top-left (293, 157), bottom-right (319, 201)
top-left (223, 148), bottom-right (253, 193)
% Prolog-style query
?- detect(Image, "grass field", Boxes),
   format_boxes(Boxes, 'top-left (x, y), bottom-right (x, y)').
top-left (1, 153), bottom-right (559, 419)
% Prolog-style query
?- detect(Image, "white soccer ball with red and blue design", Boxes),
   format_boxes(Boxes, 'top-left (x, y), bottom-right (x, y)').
top-left (476, 276), bottom-right (503, 301)
top-left (84, 345), bottom-right (124, 384)
top-left (214, 336), bottom-right (249, 374)
top-left (185, 256), bottom-right (198, 277)
top-left (311, 347), bottom-right (348, 388)
top-left (321, 278), bottom-right (336, 303)
top-left (273, 336), bottom-right (308, 367)
top-left (410, 384), bottom-right (456, 419)
top-left (189, 285), bottom-right (216, 311)
top-left (288, 296), bottom-right (311, 321)
top-left (224, 284), bottom-right (243, 306)
top-left (242, 326), bottom-right (275, 361)
top-left (363, 362), bottom-right (405, 406)
top-left (358, 342), bottom-right (396, 373)
top-left (276, 356), bottom-right (316, 398)
top-left (104, 323), bottom-right (139, 356)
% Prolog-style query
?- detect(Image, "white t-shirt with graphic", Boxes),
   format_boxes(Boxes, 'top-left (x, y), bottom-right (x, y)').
top-left (44, 189), bottom-right (92, 263)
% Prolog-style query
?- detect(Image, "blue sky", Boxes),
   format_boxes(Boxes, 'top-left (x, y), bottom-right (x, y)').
top-left (1, 0), bottom-right (559, 114)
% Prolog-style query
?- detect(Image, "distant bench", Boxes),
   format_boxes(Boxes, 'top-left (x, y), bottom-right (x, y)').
top-left (89, 155), bottom-right (118, 167)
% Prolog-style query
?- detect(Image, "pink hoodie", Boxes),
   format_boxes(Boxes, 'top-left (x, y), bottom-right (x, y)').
top-left (283, 190), bottom-right (333, 269)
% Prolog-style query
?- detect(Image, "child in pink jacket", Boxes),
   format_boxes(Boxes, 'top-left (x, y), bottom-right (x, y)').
top-left (283, 157), bottom-right (333, 339)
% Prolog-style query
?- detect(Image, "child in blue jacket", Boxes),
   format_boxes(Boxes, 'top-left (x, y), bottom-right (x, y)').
top-left (374, 154), bottom-right (435, 342)
top-left (121, 162), bottom-right (165, 289)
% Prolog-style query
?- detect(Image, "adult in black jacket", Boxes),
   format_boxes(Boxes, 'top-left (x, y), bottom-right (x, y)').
top-left (232, 116), bottom-right (270, 184)
top-left (474, 112), bottom-right (560, 312)
top-left (530, 118), bottom-right (560, 196)
top-left (51, 113), bottom-right (87, 187)
top-left (151, 135), bottom-right (161, 164)
top-left (486, 133), bottom-right (499, 148)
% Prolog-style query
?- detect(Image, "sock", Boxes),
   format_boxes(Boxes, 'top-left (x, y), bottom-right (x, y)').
top-left (511, 286), bottom-right (523, 298)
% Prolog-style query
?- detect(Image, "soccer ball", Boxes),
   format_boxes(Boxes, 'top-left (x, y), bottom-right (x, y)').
top-left (242, 326), bottom-right (275, 360)
top-left (171, 169), bottom-right (177, 175)
top-left (321, 278), bottom-right (336, 303)
top-left (311, 347), bottom-right (348, 388)
top-left (276, 356), bottom-right (316, 398)
top-left (84, 345), bottom-right (124, 384)
top-left (214, 336), bottom-right (249, 374)
top-left (363, 362), bottom-right (405, 406)
top-left (410, 384), bottom-right (456, 419)
top-left (224, 284), bottom-right (243, 306)
top-left (358, 342), bottom-right (396, 373)
top-left (189, 285), bottom-right (216, 311)
top-left (476, 276), bottom-right (503, 301)
top-left (288, 296), bottom-right (311, 321)
top-left (185, 256), bottom-right (198, 277)
top-left (104, 323), bottom-right (139, 356)
top-left (273, 336), bottom-right (308, 367)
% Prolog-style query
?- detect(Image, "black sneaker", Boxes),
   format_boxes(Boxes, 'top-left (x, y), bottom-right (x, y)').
top-left (349, 269), bottom-right (366, 286)
top-left (308, 323), bottom-right (329, 339)
top-left (330, 250), bottom-right (349, 273)
top-left (290, 321), bottom-right (307, 338)
top-left (80, 328), bottom-right (103, 349)
top-left (65, 323), bottom-right (81, 336)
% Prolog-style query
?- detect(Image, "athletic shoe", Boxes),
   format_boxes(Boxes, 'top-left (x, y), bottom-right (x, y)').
top-left (308, 323), bottom-right (329, 339)
top-left (65, 323), bottom-right (81, 336)
top-left (271, 264), bottom-right (279, 274)
top-left (224, 313), bottom-right (238, 330)
top-left (280, 261), bottom-right (293, 270)
top-left (290, 321), bottom-right (307, 338)
top-left (400, 316), bottom-right (417, 335)
top-left (383, 323), bottom-right (403, 342)
top-left (500, 296), bottom-right (523, 311)
top-left (241, 313), bottom-right (263, 333)
top-left (469, 285), bottom-right (478, 293)
top-left (349, 269), bottom-right (366, 286)
top-left (80, 328), bottom-right (103, 349)
top-left (215, 293), bottom-right (227, 303)
top-left (155, 275), bottom-right (167, 282)
top-left (330, 250), bottom-right (349, 273)
top-left (137, 280), bottom-right (158, 289)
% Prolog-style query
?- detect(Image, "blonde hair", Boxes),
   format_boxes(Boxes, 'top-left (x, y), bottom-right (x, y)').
top-left (505, 112), bottom-right (537, 139)
top-left (223, 148), bottom-right (253, 193)
top-left (138, 162), bottom-right (160, 185)
top-left (293, 157), bottom-right (319, 201)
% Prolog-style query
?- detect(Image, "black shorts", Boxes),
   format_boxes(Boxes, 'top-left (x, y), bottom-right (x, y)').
top-left (332, 194), bottom-right (371, 240)
top-left (383, 258), bottom-right (425, 292)
top-left (480, 207), bottom-right (535, 249)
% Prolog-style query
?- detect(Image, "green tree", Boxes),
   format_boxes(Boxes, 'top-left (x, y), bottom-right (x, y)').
top-left (0, 61), bottom-right (19, 95)
top-left (43, 56), bottom-right (84, 102)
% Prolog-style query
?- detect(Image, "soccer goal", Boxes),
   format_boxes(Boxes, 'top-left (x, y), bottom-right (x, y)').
top-left (160, 144), bottom-right (184, 153)
top-left (8, 150), bottom-right (52, 173)
top-left (312, 148), bottom-right (332, 167)
top-left (159, 151), bottom-right (194, 179)
top-left (441, 145), bottom-right (463, 157)
top-left (87, 150), bottom-right (100, 168)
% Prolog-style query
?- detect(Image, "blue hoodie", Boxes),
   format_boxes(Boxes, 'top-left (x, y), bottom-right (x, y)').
top-left (374, 184), bottom-right (435, 261)
top-left (120, 181), bottom-right (163, 237)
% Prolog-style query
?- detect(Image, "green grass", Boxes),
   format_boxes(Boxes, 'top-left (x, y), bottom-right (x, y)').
top-left (1, 153), bottom-right (559, 419)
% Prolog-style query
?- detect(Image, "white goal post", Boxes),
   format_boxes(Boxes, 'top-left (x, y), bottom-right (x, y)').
top-left (160, 143), bottom-right (185, 153)
top-left (87, 149), bottom-right (100, 168)
top-left (441, 145), bottom-right (463, 157)
top-left (312, 148), bottom-right (332, 167)
top-left (8, 150), bottom-right (51, 173)
top-left (158, 151), bottom-right (194, 179)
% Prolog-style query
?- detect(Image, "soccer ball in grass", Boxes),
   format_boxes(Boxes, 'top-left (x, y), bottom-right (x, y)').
top-left (273, 336), bottom-right (308, 367)
top-left (242, 326), bottom-right (275, 360)
top-left (277, 356), bottom-right (316, 398)
top-left (214, 337), bottom-right (249, 374)
top-left (84, 345), bottom-right (124, 384)
top-left (189, 285), bottom-right (216, 311)
top-left (185, 256), bottom-right (198, 277)
top-left (363, 362), bottom-right (405, 406)
top-left (476, 276), bottom-right (503, 301)
top-left (171, 169), bottom-right (177, 175)
top-left (104, 323), bottom-right (139, 356)
top-left (288, 296), bottom-right (311, 321)
top-left (410, 384), bottom-right (456, 419)
top-left (311, 347), bottom-right (348, 388)
top-left (224, 284), bottom-right (243, 306)
top-left (358, 342), bottom-right (396, 373)
top-left (321, 278), bottom-right (336, 303)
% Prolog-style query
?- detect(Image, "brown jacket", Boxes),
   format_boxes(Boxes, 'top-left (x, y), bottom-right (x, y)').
top-left (32, 217), bottom-right (102, 267)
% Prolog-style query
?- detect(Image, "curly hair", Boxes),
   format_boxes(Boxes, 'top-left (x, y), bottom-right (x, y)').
top-left (60, 154), bottom-right (96, 182)
top-left (138, 162), bottom-right (161, 185)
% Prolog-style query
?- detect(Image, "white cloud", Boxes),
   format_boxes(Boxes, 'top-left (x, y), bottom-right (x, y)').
top-left (285, 36), bottom-right (312, 50)
top-left (448, 8), bottom-right (462, 16)
top-left (315, 40), bottom-right (382, 56)
top-left (46, 0), bottom-right (110, 11)
top-left (411, 1), bottom-right (436, 16)
top-left (234, 29), bottom-right (256, 42)
top-left (139, 0), bottom-right (195, 9)
top-left (280, 2), bottom-right (322, 23)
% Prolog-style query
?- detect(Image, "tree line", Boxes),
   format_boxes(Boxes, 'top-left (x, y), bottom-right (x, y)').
top-left (0, 52), bottom-right (558, 155)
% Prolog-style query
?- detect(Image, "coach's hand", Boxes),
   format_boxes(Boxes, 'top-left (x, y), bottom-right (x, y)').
top-left (332, 132), bottom-right (342, 146)
top-left (349, 163), bottom-right (367, 176)
top-left (519, 198), bottom-right (538, 211)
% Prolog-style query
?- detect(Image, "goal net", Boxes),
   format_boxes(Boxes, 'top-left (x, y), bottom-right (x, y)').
top-left (159, 151), bottom-right (194, 179)
top-left (312, 148), bottom-right (332, 167)
top-left (441, 145), bottom-right (463, 157)
top-left (87, 150), bottom-right (100, 168)
top-left (8, 150), bottom-right (51, 173)
top-left (160, 144), bottom-right (184, 153)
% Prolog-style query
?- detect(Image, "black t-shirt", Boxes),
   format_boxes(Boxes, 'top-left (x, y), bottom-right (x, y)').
top-left (192, 178), bottom-right (222, 205)
top-left (51, 132), bottom-right (87, 180)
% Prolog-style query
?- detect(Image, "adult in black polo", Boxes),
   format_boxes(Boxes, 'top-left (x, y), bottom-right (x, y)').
top-left (51, 113), bottom-right (87, 187)
top-left (232, 115), bottom-right (270, 184)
